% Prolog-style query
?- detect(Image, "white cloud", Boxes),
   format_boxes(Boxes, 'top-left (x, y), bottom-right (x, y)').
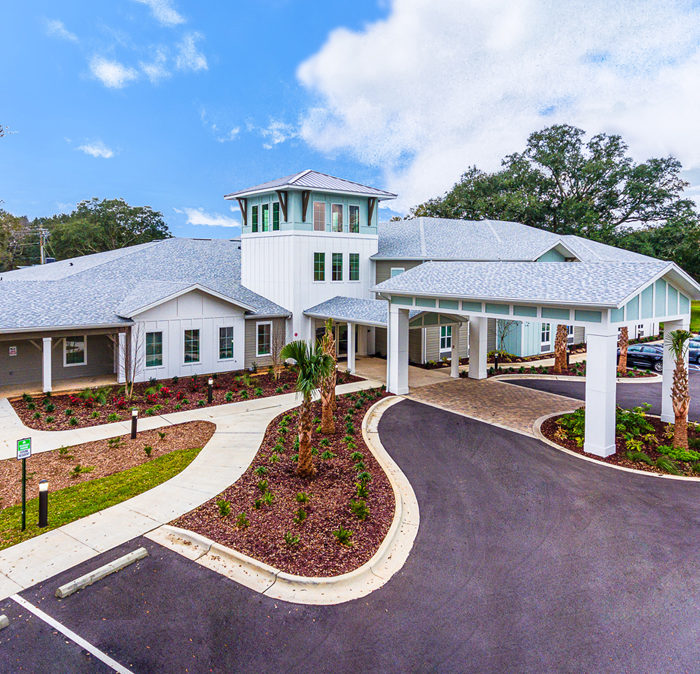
top-left (179, 207), bottom-right (239, 227)
top-left (216, 127), bottom-right (241, 143)
top-left (46, 19), bottom-right (78, 42)
top-left (90, 56), bottom-right (139, 88)
top-left (260, 120), bottom-right (298, 149)
top-left (77, 141), bottom-right (114, 159)
top-left (132, 0), bottom-right (185, 26)
top-left (140, 48), bottom-right (171, 83)
top-left (176, 32), bottom-right (207, 72)
top-left (297, 0), bottom-right (700, 211)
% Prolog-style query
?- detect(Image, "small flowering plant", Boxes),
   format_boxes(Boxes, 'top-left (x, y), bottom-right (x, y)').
top-left (159, 386), bottom-right (170, 398)
top-left (114, 396), bottom-right (127, 409)
top-left (146, 393), bottom-right (158, 404)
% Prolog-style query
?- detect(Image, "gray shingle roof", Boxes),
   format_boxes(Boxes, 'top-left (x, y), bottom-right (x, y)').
top-left (0, 238), bottom-right (289, 332)
top-left (225, 169), bottom-right (396, 200)
top-left (374, 217), bottom-right (655, 262)
top-left (373, 260), bottom-right (678, 307)
top-left (304, 296), bottom-right (420, 326)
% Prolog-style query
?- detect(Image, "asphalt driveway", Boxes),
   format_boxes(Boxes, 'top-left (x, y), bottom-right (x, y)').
top-left (506, 370), bottom-right (700, 420)
top-left (2, 400), bottom-right (699, 672)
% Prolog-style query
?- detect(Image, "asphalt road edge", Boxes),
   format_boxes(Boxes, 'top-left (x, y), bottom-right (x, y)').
top-left (146, 395), bottom-right (420, 605)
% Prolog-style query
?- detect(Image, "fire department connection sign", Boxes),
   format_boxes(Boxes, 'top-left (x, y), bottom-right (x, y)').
top-left (17, 437), bottom-right (31, 460)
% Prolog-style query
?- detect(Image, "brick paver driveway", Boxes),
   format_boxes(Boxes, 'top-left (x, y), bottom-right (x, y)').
top-left (408, 376), bottom-right (580, 435)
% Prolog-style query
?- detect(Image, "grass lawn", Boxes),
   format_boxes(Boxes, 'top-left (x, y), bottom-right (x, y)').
top-left (692, 301), bottom-right (700, 332)
top-left (0, 446), bottom-right (202, 550)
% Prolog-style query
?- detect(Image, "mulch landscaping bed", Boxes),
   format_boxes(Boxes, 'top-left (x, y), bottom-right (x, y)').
top-left (488, 361), bottom-right (656, 378)
top-left (11, 369), bottom-right (360, 431)
top-left (541, 411), bottom-right (700, 476)
top-left (173, 387), bottom-right (395, 577)
top-left (0, 421), bottom-right (215, 510)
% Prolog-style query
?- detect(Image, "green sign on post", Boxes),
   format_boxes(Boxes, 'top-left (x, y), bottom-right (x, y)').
top-left (17, 437), bottom-right (31, 531)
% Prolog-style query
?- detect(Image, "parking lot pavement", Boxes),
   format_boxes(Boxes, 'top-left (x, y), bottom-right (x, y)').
top-left (507, 369), bottom-right (700, 420)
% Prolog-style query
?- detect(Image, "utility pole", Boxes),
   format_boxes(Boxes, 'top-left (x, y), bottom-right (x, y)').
top-left (39, 228), bottom-right (45, 264)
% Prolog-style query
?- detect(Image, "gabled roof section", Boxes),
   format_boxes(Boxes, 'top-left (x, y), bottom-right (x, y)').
top-left (225, 170), bottom-right (397, 200)
top-left (373, 260), bottom-right (700, 308)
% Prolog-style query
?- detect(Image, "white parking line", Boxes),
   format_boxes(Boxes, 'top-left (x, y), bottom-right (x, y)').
top-left (10, 594), bottom-right (133, 674)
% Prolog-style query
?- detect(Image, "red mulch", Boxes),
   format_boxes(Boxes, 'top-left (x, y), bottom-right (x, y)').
top-left (488, 363), bottom-right (655, 378)
top-left (0, 421), bottom-right (215, 510)
top-left (541, 411), bottom-right (700, 476)
top-left (173, 388), bottom-right (395, 577)
top-left (11, 369), bottom-right (361, 431)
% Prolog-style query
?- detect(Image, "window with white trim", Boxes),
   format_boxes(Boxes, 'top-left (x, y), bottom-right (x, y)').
top-left (314, 252), bottom-right (325, 281)
top-left (349, 253), bottom-right (360, 281)
top-left (567, 325), bottom-right (574, 345)
top-left (145, 331), bottom-right (163, 367)
top-left (219, 326), bottom-right (234, 360)
top-left (261, 203), bottom-right (270, 232)
top-left (64, 336), bottom-right (86, 366)
top-left (636, 324), bottom-right (645, 339)
top-left (349, 205), bottom-right (360, 233)
top-left (540, 323), bottom-right (551, 352)
top-left (331, 204), bottom-right (343, 232)
top-left (332, 253), bottom-right (343, 281)
top-left (390, 267), bottom-right (405, 278)
top-left (440, 326), bottom-right (452, 352)
top-left (313, 202), bottom-right (326, 231)
top-left (251, 205), bottom-right (258, 233)
top-left (184, 329), bottom-right (200, 363)
top-left (257, 322), bottom-right (271, 356)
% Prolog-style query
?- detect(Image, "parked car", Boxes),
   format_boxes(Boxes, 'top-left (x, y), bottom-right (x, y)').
top-left (689, 339), bottom-right (700, 364)
top-left (619, 344), bottom-right (663, 372)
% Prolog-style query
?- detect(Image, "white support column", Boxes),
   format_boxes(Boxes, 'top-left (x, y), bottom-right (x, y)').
top-left (450, 324), bottom-right (461, 378)
top-left (42, 337), bottom-right (52, 393)
top-left (387, 305), bottom-right (409, 394)
top-left (584, 326), bottom-right (618, 457)
top-left (468, 316), bottom-right (488, 380)
top-left (661, 317), bottom-right (690, 423)
top-left (347, 322), bottom-right (356, 374)
top-left (117, 332), bottom-right (127, 384)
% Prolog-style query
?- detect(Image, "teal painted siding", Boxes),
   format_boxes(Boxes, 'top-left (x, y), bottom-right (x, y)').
top-left (462, 301), bottom-right (482, 311)
top-left (625, 296), bottom-right (639, 320)
top-left (438, 299), bottom-right (459, 310)
top-left (499, 320), bottom-right (522, 354)
top-left (641, 286), bottom-right (653, 318)
top-left (521, 321), bottom-right (545, 357)
top-left (392, 296), bottom-right (413, 306)
top-left (485, 303), bottom-right (509, 315)
top-left (513, 305), bottom-right (537, 317)
top-left (574, 309), bottom-right (602, 323)
top-left (655, 279), bottom-right (667, 317)
top-left (668, 286), bottom-right (678, 314)
top-left (680, 293), bottom-right (690, 314)
top-left (541, 307), bottom-right (569, 320)
top-left (415, 297), bottom-right (436, 308)
top-left (537, 248), bottom-right (566, 262)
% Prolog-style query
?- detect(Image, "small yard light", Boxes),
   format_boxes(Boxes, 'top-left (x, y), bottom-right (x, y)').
top-left (207, 377), bottom-right (214, 404)
top-left (131, 408), bottom-right (138, 439)
top-left (38, 480), bottom-right (49, 528)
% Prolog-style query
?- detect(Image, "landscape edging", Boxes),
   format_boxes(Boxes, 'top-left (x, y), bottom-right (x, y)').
top-left (533, 411), bottom-right (700, 482)
top-left (492, 373), bottom-right (662, 384)
top-left (148, 395), bottom-right (420, 605)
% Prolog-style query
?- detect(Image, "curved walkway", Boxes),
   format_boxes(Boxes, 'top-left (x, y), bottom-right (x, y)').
top-left (0, 379), bottom-right (380, 601)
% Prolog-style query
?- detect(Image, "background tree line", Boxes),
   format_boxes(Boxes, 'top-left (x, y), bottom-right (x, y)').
top-left (408, 124), bottom-right (700, 279)
top-left (0, 198), bottom-right (171, 272)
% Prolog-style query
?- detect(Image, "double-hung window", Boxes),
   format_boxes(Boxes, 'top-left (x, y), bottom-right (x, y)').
top-left (184, 329), bottom-right (200, 363)
top-left (219, 326), bottom-right (234, 360)
top-left (257, 322), bottom-right (271, 357)
top-left (314, 252), bottom-right (325, 281)
top-left (313, 202), bottom-right (326, 231)
top-left (251, 205), bottom-right (259, 233)
top-left (440, 326), bottom-right (452, 352)
top-left (332, 253), bottom-right (343, 281)
top-left (349, 253), bottom-right (360, 281)
top-left (349, 205), bottom-right (360, 233)
top-left (272, 202), bottom-right (280, 230)
top-left (145, 331), bottom-right (163, 367)
top-left (331, 204), bottom-right (343, 232)
top-left (64, 336), bottom-right (86, 366)
top-left (636, 323), bottom-right (645, 339)
top-left (567, 325), bottom-right (574, 345)
top-left (261, 204), bottom-right (270, 232)
top-left (540, 323), bottom-right (551, 352)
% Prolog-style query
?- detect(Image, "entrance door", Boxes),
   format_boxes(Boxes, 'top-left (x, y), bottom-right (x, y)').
top-left (337, 324), bottom-right (348, 359)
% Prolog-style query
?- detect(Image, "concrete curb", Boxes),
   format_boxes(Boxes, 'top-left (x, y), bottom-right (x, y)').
top-left (492, 373), bottom-right (663, 384)
top-left (147, 396), bottom-right (420, 605)
top-left (533, 412), bottom-right (700, 482)
top-left (0, 615), bottom-right (8, 630)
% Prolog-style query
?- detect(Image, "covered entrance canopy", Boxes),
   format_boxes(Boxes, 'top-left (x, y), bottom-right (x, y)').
top-left (304, 296), bottom-right (466, 376)
top-left (374, 259), bottom-right (700, 458)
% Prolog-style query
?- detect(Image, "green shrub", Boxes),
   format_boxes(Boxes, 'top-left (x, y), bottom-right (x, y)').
top-left (217, 499), bottom-right (231, 517)
top-left (240, 390), bottom-right (249, 400)
top-left (357, 471), bottom-right (371, 484)
top-left (350, 451), bottom-right (363, 461)
top-left (257, 479), bottom-right (269, 493)
top-left (333, 526), bottom-right (353, 546)
top-left (269, 453), bottom-right (280, 464)
top-left (27, 401), bottom-right (36, 410)
top-left (254, 499), bottom-right (262, 509)
top-left (657, 444), bottom-right (700, 462)
top-left (293, 508), bottom-right (307, 524)
top-left (107, 412), bottom-right (120, 422)
top-left (225, 391), bottom-right (234, 402)
top-left (71, 464), bottom-right (94, 477)
top-left (354, 460), bottom-right (366, 471)
top-left (44, 402), bottom-right (55, 413)
top-left (69, 416), bottom-right (78, 426)
top-left (182, 398), bottom-right (190, 404)
top-left (64, 408), bottom-right (73, 416)
top-left (236, 512), bottom-right (249, 528)
top-left (157, 431), bottom-right (166, 440)
top-left (144, 445), bottom-right (153, 457)
top-left (284, 532), bottom-right (300, 547)
top-left (261, 491), bottom-right (274, 505)
top-left (197, 400), bottom-right (206, 408)
top-left (319, 437), bottom-right (330, 447)
top-left (655, 456), bottom-right (682, 475)
top-left (254, 387), bottom-right (264, 397)
top-left (144, 408), bottom-right (155, 416)
top-left (22, 393), bottom-right (32, 403)
top-left (319, 450), bottom-right (334, 460)
top-left (291, 453), bottom-right (299, 462)
top-left (33, 411), bottom-right (41, 420)
top-left (46, 415), bottom-right (55, 423)
top-left (691, 461), bottom-right (700, 475)
top-left (355, 482), bottom-right (369, 498)
top-left (275, 387), bottom-right (283, 394)
top-left (296, 492), bottom-right (310, 503)
top-left (174, 403), bottom-right (182, 411)
top-left (349, 499), bottom-right (369, 520)
top-left (254, 465), bottom-right (268, 476)
top-left (90, 411), bottom-right (99, 419)
top-left (626, 450), bottom-right (653, 465)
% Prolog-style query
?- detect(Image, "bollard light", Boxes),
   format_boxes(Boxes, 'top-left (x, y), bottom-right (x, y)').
top-left (207, 377), bottom-right (214, 404)
top-left (38, 480), bottom-right (48, 528)
top-left (131, 408), bottom-right (138, 439)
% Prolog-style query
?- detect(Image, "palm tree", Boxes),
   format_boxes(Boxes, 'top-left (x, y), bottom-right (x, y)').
top-left (280, 340), bottom-right (334, 479)
top-left (617, 326), bottom-right (629, 376)
top-left (552, 324), bottom-right (568, 374)
top-left (320, 319), bottom-right (337, 434)
top-left (667, 329), bottom-right (692, 450)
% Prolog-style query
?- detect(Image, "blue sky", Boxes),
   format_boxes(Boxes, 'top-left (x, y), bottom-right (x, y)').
top-left (3, 0), bottom-right (700, 239)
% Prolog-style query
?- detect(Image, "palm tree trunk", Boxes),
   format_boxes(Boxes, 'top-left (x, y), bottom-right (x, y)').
top-left (617, 326), bottom-right (628, 375)
top-left (321, 322), bottom-right (337, 434)
top-left (672, 353), bottom-right (690, 449)
top-left (296, 393), bottom-right (316, 478)
top-left (553, 325), bottom-right (568, 374)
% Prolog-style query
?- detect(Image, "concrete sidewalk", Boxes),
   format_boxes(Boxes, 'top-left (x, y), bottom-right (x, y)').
top-left (0, 379), bottom-right (381, 600)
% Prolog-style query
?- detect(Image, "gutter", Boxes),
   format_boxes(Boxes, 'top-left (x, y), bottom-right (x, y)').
top-left (0, 321), bottom-right (132, 335)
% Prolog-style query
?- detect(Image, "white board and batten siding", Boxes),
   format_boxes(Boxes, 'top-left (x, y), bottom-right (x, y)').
top-left (131, 290), bottom-right (247, 381)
